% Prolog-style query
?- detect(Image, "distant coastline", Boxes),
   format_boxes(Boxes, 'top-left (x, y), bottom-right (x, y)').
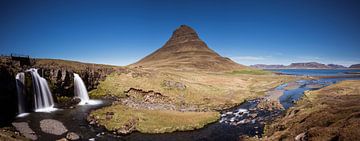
top-left (251, 62), bottom-right (360, 70)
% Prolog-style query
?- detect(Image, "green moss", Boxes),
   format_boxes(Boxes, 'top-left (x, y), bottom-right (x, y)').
top-left (57, 96), bottom-right (72, 103)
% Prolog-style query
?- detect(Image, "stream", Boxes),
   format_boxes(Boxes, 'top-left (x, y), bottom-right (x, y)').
top-left (13, 76), bottom-right (360, 141)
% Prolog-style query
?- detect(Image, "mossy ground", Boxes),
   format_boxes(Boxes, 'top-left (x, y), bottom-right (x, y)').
top-left (90, 105), bottom-right (219, 133)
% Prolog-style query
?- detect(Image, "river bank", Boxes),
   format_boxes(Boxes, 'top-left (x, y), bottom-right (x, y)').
top-left (264, 80), bottom-right (360, 141)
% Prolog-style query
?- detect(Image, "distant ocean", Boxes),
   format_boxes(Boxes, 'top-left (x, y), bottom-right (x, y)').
top-left (267, 69), bottom-right (360, 76)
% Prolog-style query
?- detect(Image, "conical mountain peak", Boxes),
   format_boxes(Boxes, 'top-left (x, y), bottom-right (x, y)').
top-left (132, 25), bottom-right (246, 71)
top-left (164, 25), bottom-right (201, 47)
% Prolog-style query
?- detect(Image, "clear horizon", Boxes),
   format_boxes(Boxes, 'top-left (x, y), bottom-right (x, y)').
top-left (1, 0), bottom-right (360, 67)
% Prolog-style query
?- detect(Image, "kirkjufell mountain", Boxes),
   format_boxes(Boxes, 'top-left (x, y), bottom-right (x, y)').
top-left (132, 25), bottom-right (246, 71)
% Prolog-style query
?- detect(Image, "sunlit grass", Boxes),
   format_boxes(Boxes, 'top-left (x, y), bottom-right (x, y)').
top-left (90, 104), bottom-right (220, 133)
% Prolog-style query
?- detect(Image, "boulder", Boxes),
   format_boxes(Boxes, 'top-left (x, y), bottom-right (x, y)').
top-left (40, 119), bottom-right (68, 135)
top-left (66, 132), bottom-right (80, 141)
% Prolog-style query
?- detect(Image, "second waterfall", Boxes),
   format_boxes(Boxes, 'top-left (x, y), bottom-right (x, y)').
top-left (74, 73), bottom-right (90, 105)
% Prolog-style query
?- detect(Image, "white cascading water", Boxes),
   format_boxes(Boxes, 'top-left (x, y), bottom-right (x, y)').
top-left (73, 73), bottom-right (101, 105)
top-left (15, 72), bottom-right (26, 114)
top-left (27, 68), bottom-right (55, 112)
top-left (74, 73), bottom-right (90, 105)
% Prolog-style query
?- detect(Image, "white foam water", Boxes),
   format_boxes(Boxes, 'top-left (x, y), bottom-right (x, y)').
top-left (27, 68), bottom-right (56, 112)
top-left (74, 73), bottom-right (101, 105)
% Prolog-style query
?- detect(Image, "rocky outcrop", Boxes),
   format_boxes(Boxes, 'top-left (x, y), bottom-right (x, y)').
top-left (34, 59), bottom-right (117, 98)
top-left (124, 88), bottom-right (172, 104)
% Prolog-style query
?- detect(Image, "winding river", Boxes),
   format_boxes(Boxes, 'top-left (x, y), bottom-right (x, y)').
top-left (13, 70), bottom-right (360, 141)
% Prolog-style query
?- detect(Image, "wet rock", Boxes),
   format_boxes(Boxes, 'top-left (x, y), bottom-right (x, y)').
top-left (251, 119), bottom-right (256, 124)
top-left (249, 113), bottom-right (258, 118)
top-left (89, 138), bottom-right (95, 141)
top-left (40, 119), bottom-right (68, 135)
top-left (66, 132), bottom-right (80, 140)
top-left (12, 122), bottom-right (38, 140)
top-left (57, 138), bottom-right (68, 141)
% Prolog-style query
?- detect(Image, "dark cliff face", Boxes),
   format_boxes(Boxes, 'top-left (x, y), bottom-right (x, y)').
top-left (33, 59), bottom-right (117, 98)
top-left (0, 58), bottom-right (20, 126)
top-left (0, 57), bottom-right (118, 125)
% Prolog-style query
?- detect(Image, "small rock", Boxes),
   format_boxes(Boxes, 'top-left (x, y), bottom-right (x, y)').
top-left (249, 113), bottom-right (258, 118)
top-left (56, 138), bottom-right (68, 141)
top-left (66, 132), bottom-right (80, 140)
top-left (251, 119), bottom-right (256, 124)
top-left (105, 112), bottom-right (114, 120)
top-left (249, 108), bottom-right (256, 111)
top-left (89, 121), bottom-right (96, 125)
top-left (230, 117), bottom-right (235, 122)
top-left (89, 138), bottom-right (95, 141)
top-left (244, 119), bottom-right (251, 124)
top-left (295, 132), bottom-right (307, 141)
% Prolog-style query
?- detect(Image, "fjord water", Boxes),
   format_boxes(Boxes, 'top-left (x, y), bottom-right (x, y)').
top-left (27, 68), bottom-right (55, 112)
top-left (15, 72), bottom-right (26, 114)
top-left (74, 73), bottom-right (90, 105)
top-left (268, 69), bottom-right (360, 76)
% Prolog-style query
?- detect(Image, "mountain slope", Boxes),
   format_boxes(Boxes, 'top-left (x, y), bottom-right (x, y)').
top-left (131, 25), bottom-right (246, 71)
top-left (349, 64), bottom-right (360, 68)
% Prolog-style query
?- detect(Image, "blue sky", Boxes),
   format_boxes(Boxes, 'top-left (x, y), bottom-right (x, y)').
top-left (1, 0), bottom-right (360, 66)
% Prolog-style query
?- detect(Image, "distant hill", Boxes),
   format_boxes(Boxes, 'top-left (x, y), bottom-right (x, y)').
top-left (349, 64), bottom-right (360, 68)
top-left (131, 25), bottom-right (247, 71)
top-left (327, 64), bottom-right (347, 69)
top-left (288, 62), bottom-right (330, 69)
top-left (250, 64), bottom-right (286, 69)
top-left (251, 62), bottom-right (348, 69)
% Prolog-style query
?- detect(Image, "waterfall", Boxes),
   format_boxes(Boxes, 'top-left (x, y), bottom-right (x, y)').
top-left (74, 73), bottom-right (90, 105)
top-left (27, 68), bottom-right (55, 112)
top-left (15, 72), bottom-right (26, 114)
